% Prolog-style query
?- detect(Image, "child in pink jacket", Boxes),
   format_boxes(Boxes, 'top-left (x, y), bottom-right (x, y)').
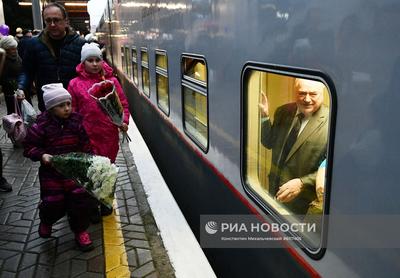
top-left (68, 43), bottom-right (130, 217)
top-left (68, 43), bottom-right (130, 163)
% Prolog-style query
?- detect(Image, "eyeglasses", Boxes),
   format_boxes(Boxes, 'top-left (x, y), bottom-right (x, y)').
top-left (44, 17), bottom-right (64, 25)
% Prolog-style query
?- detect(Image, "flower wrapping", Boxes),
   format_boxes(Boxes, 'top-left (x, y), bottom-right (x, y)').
top-left (88, 80), bottom-right (131, 142)
top-left (51, 152), bottom-right (118, 209)
top-left (88, 80), bottom-right (124, 126)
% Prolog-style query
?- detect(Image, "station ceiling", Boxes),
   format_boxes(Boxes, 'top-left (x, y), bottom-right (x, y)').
top-left (56, 0), bottom-right (90, 34)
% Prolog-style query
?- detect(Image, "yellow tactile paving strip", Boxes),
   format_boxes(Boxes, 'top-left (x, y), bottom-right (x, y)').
top-left (103, 203), bottom-right (131, 278)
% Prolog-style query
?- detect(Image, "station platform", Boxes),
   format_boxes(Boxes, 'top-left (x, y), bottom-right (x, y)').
top-left (0, 95), bottom-right (216, 278)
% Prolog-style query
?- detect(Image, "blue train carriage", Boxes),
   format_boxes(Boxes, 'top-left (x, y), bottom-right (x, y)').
top-left (96, 0), bottom-right (400, 277)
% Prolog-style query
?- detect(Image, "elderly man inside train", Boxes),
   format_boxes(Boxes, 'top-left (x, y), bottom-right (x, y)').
top-left (259, 78), bottom-right (328, 215)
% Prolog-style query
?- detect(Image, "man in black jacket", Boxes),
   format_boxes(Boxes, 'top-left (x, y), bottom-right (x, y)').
top-left (18, 2), bottom-right (85, 111)
top-left (17, 29), bottom-right (32, 59)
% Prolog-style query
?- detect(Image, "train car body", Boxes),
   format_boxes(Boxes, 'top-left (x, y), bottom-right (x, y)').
top-left (97, 0), bottom-right (400, 277)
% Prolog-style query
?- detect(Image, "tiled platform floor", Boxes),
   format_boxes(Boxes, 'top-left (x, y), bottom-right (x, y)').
top-left (0, 95), bottom-right (175, 277)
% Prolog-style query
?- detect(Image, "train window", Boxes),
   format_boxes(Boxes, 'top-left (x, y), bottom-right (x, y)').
top-left (141, 48), bottom-right (150, 97)
top-left (243, 68), bottom-right (332, 251)
top-left (156, 51), bottom-right (169, 115)
top-left (181, 55), bottom-right (208, 151)
top-left (125, 47), bottom-right (132, 77)
top-left (132, 48), bottom-right (138, 85)
top-left (120, 46), bottom-right (125, 72)
top-left (182, 57), bottom-right (207, 83)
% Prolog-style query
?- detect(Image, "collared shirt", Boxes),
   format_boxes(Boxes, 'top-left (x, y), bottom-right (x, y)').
top-left (274, 109), bottom-right (310, 137)
top-left (261, 108), bottom-right (310, 137)
top-left (295, 109), bottom-right (310, 136)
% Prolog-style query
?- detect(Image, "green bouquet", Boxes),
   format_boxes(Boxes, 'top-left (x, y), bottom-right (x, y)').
top-left (51, 152), bottom-right (118, 209)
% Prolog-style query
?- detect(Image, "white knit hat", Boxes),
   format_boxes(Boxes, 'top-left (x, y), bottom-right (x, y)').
top-left (81, 42), bottom-right (102, 62)
top-left (42, 83), bottom-right (72, 110)
top-left (0, 35), bottom-right (17, 50)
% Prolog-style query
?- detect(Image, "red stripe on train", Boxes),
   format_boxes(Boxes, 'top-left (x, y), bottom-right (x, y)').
top-left (130, 83), bottom-right (321, 278)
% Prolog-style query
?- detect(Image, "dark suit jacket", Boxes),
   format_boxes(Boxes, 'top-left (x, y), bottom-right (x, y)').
top-left (261, 103), bottom-right (328, 214)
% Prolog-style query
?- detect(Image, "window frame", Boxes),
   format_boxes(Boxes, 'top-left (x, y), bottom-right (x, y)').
top-left (240, 62), bottom-right (336, 258)
top-left (181, 53), bottom-right (209, 152)
top-left (131, 46), bottom-right (139, 85)
top-left (155, 49), bottom-right (170, 116)
top-left (141, 47), bottom-right (150, 97)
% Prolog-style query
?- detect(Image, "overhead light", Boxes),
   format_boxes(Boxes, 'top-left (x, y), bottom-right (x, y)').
top-left (19, 2), bottom-right (32, 6)
top-left (65, 2), bottom-right (88, 6)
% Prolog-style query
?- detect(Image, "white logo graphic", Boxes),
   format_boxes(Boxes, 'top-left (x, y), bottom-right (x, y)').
top-left (205, 221), bottom-right (218, 234)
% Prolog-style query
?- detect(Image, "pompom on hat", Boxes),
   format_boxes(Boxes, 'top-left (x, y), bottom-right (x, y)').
top-left (15, 27), bottom-right (23, 39)
top-left (81, 42), bottom-right (102, 62)
top-left (42, 83), bottom-right (72, 110)
top-left (0, 35), bottom-right (17, 50)
top-left (84, 33), bottom-right (98, 42)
